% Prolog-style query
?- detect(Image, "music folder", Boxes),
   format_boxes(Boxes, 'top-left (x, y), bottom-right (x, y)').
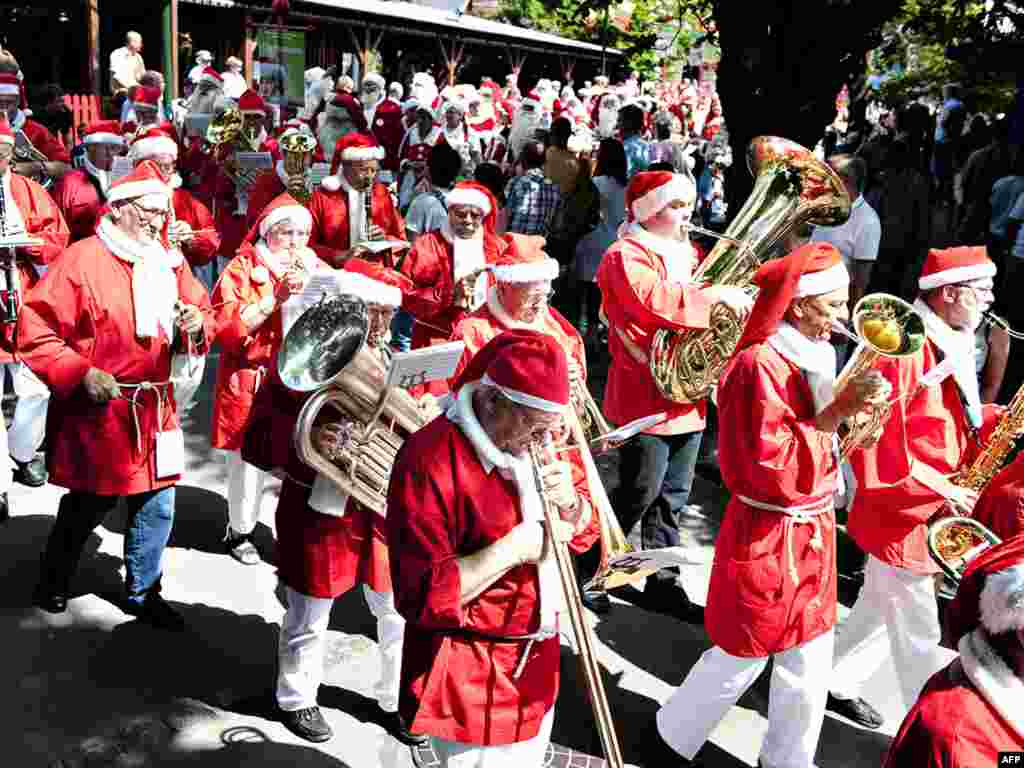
top-left (386, 342), bottom-right (465, 390)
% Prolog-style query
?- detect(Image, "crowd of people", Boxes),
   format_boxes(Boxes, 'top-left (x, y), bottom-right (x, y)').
top-left (1, 26), bottom-right (1023, 767)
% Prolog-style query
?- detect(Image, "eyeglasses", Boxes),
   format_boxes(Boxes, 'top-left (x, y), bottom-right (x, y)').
top-left (955, 282), bottom-right (995, 297)
top-left (129, 202), bottom-right (169, 224)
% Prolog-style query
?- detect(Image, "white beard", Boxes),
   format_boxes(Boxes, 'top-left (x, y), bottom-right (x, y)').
top-left (363, 93), bottom-right (383, 126)
top-left (186, 89), bottom-right (224, 115)
top-left (318, 120), bottom-right (357, 162)
top-left (509, 112), bottom-right (541, 158)
top-left (597, 107), bottom-right (619, 139)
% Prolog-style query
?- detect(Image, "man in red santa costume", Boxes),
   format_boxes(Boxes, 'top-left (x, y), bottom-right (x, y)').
top-left (211, 194), bottom-right (329, 565)
top-left (246, 124), bottom-right (319, 231)
top-left (400, 181), bottom-right (506, 355)
top-left (359, 73), bottom-right (404, 185)
top-left (0, 70), bottom-right (69, 183)
top-left (241, 257), bottom-right (433, 745)
top-left (51, 121), bottom-right (126, 243)
top-left (467, 89), bottom-right (506, 166)
top-left (884, 534), bottom-right (1024, 765)
top-left (130, 124), bottom-right (220, 270)
top-left (596, 171), bottom-right (750, 617)
top-left (128, 84), bottom-right (164, 131)
top-left (387, 329), bottom-right (599, 766)
top-left (316, 84), bottom-right (367, 167)
top-left (826, 245), bottom-right (1002, 729)
top-left (654, 243), bottom-right (889, 768)
top-left (22, 161), bottom-right (213, 628)
top-left (397, 104), bottom-right (442, 211)
top-left (0, 122), bottom-right (69, 519)
top-left (309, 132), bottom-right (405, 267)
top-left (973, 453), bottom-right (1024, 541)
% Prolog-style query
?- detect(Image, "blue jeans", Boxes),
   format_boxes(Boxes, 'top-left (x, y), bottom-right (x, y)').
top-left (614, 430), bottom-right (703, 584)
top-left (40, 487), bottom-right (176, 606)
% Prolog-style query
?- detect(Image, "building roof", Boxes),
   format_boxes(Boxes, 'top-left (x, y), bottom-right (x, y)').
top-left (181, 0), bottom-right (619, 60)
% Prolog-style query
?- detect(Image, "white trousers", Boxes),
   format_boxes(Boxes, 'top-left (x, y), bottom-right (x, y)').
top-left (0, 362), bottom-right (49, 491)
top-left (830, 555), bottom-right (945, 711)
top-left (657, 629), bottom-right (834, 768)
top-left (225, 450), bottom-right (266, 536)
top-left (432, 707), bottom-right (554, 768)
top-left (276, 584), bottom-right (406, 713)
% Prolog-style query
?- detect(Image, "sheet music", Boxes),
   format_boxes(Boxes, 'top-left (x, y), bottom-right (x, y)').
top-left (606, 545), bottom-right (711, 573)
top-left (386, 341), bottom-right (465, 389)
top-left (280, 272), bottom-right (348, 338)
top-left (309, 162), bottom-right (331, 187)
top-left (236, 152), bottom-right (275, 172)
top-left (184, 113), bottom-right (212, 138)
top-left (110, 156), bottom-right (134, 184)
top-left (359, 239), bottom-right (410, 254)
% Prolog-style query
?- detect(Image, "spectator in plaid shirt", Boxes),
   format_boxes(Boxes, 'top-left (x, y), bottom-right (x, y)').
top-left (503, 141), bottom-right (561, 235)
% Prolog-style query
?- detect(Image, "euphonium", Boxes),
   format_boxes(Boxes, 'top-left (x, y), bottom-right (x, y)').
top-left (280, 131), bottom-right (318, 205)
top-left (205, 107), bottom-right (243, 149)
top-left (279, 295), bottom-right (439, 515)
top-left (650, 136), bottom-right (850, 403)
top-left (835, 293), bottom-right (926, 458)
top-left (928, 516), bottom-right (1001, 585)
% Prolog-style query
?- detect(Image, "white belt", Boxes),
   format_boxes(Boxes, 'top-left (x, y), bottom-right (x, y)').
top-left (737, 494), bottom-right (831, 590)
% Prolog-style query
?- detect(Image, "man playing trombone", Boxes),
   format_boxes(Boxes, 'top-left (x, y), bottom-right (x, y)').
top-left (655, 243), bottom-right (889, 768)
top-left (387, 330), bottom-right (599, 766)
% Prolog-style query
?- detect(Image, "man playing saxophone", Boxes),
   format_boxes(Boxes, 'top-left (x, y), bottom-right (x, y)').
top-left (595, 170), bottom-right (751, 618)
top-left (826, 245), bottom-right (1004, 730)
top-left (655, 243), bottom-right (889, 768)
top-left (387, 330), bottom-right (599, 767)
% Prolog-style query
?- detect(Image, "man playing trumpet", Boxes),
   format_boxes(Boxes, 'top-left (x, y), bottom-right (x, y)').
top-left (655, 242), bottom-right (890, 768)
top-left (826, 246), bottom-right (1003, 729)
top-left (387, 330), bottom-right (599, 766)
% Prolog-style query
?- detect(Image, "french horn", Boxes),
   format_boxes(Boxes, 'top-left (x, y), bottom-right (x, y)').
top-left (649, 136), bottom-right (850, 403)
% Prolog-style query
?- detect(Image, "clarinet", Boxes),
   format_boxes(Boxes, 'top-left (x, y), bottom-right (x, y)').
top-left (0, 181), bottom-right (19, 324)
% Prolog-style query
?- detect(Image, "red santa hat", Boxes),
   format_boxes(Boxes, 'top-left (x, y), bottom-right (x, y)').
top-left (200, 66), bottom-right (223, 88)
top-left (521, 90), bottom-right (542, 110)
top-left (132, 85), bottom-right (161, 108)
top-left (106, 158), bottom-right (171, 204)
top-left (625, 171), bottom-right (696, 225)
top-left (917, 246), bottom-right (996, 292)
top-left (341, 258), bottom-right (409, 308)
top-left (446, 181), bottom-right (497, 233)
top-left (450, 329), bottom-right (570, 413)
top-left (82, 120), bottom-right (125, 147)
top-left (946, 534), bottom-right (1024, 642)
top-left (0, 121), bottom-right (13, 147)
top-left (492, 234), bottom-right (559, 283)
top-left (130, 125), bottom-right (178, 160)
top-left (736, 242), bottom-right (849, 351)
top-left (238, 89), bottom-right (267, 117)
top-left (322, 132), bottom-right (386, 190)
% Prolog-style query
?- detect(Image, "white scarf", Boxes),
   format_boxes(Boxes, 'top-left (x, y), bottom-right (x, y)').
top-left (254, 240), bottom-right (321, 280)
top-left (622, 223), bottom-right (694, 285)
top-left (913, 298), bottom-right (983, 428)
top-left (97, 216), bottom-right (181, 339)
top-left (442, 220), bottom-right (487, 307)
top-left (335, 172), bottom-right (367, 246)
top-left (447, 381), bottom-right (562, 631)
top-left (959, 629), bottom-right (1024, 740)
top-left (487, 286), bottom-right (546, 331)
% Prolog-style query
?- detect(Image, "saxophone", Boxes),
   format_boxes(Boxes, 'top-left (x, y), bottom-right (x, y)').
top-left (954, 378), bottom-right (1024, 493)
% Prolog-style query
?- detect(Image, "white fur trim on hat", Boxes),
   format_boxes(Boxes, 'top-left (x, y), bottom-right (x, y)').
top-left (446, 188), bottom-right (491, 215)
top-left (84, 133), bottom-right (125, 147)
top-left (490, 259), bottom-right (559, 283)
top-left (919, 262), bottom-right (997, 291)
top-left (632, 175), bottom-right (696, 223)
top-left (481, 373), bottom-right (565, 413)
top-left (794, 261), bottom-right (850, 298)
top-left (130, 135), bottom-right (178, 160)
top-left (259, 204), bottom-right (313, 238)
top-left (339, 272), bottom-right (402, 308)
top-left (0, 83), bottom-right (19, 96)
top-left (320, 175), bottom-right (342, 192)
top-left (340, 145), bottom-right (386, 162)
top-left (979, 564), bottom-right (1024, 636)
top-left (107, 179), bottom-right (170, 203)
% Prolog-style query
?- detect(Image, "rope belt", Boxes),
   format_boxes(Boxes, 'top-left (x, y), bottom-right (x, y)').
top-left (117, 380), bottom-right (170, 455)
top-left (439, 625), bottom-right (559, 680)
top-left (737, 494), bottom-right (831, 591)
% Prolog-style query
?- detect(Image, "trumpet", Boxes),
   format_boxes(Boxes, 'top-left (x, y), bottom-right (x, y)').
top-left (834, 293), bottom-right (926, 459)
top-left (452, 268), bottom-right (486, 311)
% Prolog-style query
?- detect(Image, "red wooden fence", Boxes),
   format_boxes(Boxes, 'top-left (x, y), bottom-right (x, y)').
top-left (63, 93), bottom-right (103, 146)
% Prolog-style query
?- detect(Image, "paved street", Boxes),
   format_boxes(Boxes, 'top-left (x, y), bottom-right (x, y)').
top-left (2, 351), bottom-right (953, 767)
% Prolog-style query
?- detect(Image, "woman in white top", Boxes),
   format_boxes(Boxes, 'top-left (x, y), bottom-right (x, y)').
top-left (574, 138), bottom-right (627, 334)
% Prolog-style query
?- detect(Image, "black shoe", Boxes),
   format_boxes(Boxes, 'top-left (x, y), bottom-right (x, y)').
top-left (645, 579), bottom-right (704, 624)
top-left (826, 693), bottom-right (884, 729)
top-left (32, 582), bottom-right (68, 613)
top-left (126, 593), bottom-right (186, 632)
top-left (281, 706), bottom-right (333, 743)
top-left (581, 589), bottom-right (611, 615)
top-left (13, 455), bottom-right (47, 488)
top-left (380, 707), bottom-right (428, 746)
top-left (0, 492), bottom-right (8, 524)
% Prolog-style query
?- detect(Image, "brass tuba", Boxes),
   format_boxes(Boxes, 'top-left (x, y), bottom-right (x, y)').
top-left (279, 294), bottom-right (438, 515)
top-left (650, 136), bottom-right (850, 403)
top-left (280, 130), bottom-right (318, 205)
top-left (928, 516), bottom-right (1001, 586)
top-left (835, 293), bottom-right (926, 459)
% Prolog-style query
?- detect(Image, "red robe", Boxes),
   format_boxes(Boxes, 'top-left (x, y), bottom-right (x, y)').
top-left (17, 235), bottom-right (214, 495)
top-left (307, 182), bottom-right (405, 267)
top-left (846, 339), bottom-right (999, 573)
top-left (973, 453), bottom-right (1024, 541)
top-left (400, 231), bottom-right (505, 352)
top-left (0, 173), bottom-right (70, 362)
top-left (172, 188), bottom-right (220, 268)
top-left (367, 99), bottom-right (405, 174)
top-left (387, 414), bottom-right (599, 746)
top-left (244, 166), bottom-right (286, 233)
top-left (705, 342), bottom-right (838, 657)
top-left (205, 140), bottom-right (276, 261)
top-left (50, 169), bottom-right (104, 243)
top-left (595, 236), bottom-right (712, 435)
top-left (21, 119), bottom-right (71, 163)
top-left (883, 655), bottom-right (1024, 767)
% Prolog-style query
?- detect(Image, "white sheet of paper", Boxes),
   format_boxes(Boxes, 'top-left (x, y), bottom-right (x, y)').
top-left (184, 113), bottom-right (212, 138)
top-left (606, 546), bottom-right (711, 574)
top-left (280, 272), bottom-right (348, 338)
top-left (110, 156), bottom-right (135, 184)
top-left (359, 239), bottom-right (410, 254)
top-left (593, 413), bottom-right (667, 447)
top-left (155, 428), bottom-right (186, 478)
top-left (452, 237), bottom-right (485, 281)
top-left (386, 341), bottom-right (466, 389)
top-left (236, 151), bottom-right (275, 171)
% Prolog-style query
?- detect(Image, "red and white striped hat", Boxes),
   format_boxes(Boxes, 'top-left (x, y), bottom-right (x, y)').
top-left (130, 125), bottom-right (178, 160)
top-left (625, 171), bottom-right (696, 225)
top-left (492, 234), bottom-right (559, 283)
top-left (918, 246), bottom-right (996, 292)
top-left (82, 120), bottom-right (125, 146)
